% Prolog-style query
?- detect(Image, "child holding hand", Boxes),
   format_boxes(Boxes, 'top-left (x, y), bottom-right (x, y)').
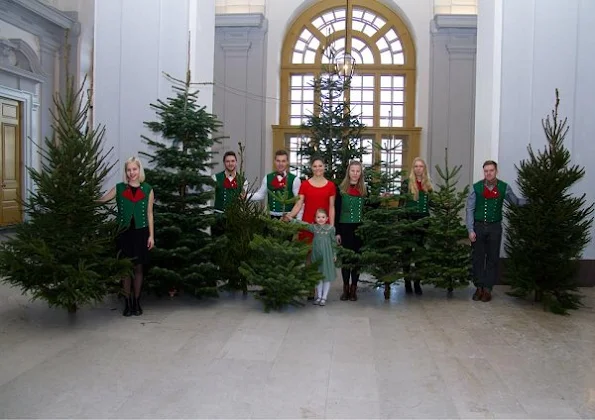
top-left (298, 208), bottom-right (337, 306)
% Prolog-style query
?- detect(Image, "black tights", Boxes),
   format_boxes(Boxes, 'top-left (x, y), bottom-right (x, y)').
top-left (342, 267), bottom-right (360, 286)
top-left (123, 264), bottom-right (144, 298)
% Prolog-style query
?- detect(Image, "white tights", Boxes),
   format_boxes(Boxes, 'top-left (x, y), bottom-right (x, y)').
top-left (316, 281), bottom-right (331, 300)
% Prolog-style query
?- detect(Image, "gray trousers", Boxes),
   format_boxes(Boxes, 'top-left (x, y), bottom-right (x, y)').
top-left (472, 221), bottom-right (502, 290)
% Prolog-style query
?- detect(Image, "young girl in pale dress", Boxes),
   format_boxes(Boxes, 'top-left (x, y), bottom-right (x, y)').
top-left (302, 208), bottom-right (337, 306)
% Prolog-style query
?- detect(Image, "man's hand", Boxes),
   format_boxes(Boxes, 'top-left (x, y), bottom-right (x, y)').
top-left (468, 232), bottom-right (476, 243)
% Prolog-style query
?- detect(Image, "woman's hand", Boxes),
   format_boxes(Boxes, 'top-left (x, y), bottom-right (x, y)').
top-left (147, 236), bottom-right (155, 250)
top-left (336, 234), bottom-right (341, 245)
top-left (283, 214), bottom-right (293, 222)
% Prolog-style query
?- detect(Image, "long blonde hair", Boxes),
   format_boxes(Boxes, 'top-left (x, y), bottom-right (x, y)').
top-left (339, 161), bottom-right (367, 196)
top-left (408, 157), bottom-right (432, 201)
top-left (123, 156), bottom-right (146, 183)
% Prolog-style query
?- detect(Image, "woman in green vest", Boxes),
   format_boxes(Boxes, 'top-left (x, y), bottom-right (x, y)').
top-left (99, 157), bottom-right (154, 316)
top-left (335, 161), bottom-right (367, 301)
top-left (400, 157), bottom-right (432, 295)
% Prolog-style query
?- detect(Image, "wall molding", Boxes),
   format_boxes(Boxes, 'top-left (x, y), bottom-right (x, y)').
top-left (0, 0), bottom-right (78, 50)
top-left (433, 14), bottom-right (478, 30)
top-left (215, 13), bottom-right (265, 28)
top-left (10, 0), bottom-right (76, 30)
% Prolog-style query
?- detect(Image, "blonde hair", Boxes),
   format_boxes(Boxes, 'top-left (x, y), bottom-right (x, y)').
top-left (123, 156), bottom-right (146, 183)
top-left (315, 208), bottom-right (328, 217)
top-left (339, 161), bottom-right (367, 197)
top-left (408, 157), bottom-right (432, 201)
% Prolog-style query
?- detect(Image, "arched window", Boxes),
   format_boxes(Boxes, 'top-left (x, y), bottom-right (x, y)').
top-left (273, 0), bottom-right (421, 183)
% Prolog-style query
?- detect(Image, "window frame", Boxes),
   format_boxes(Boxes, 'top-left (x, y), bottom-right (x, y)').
top-left (273, 0), bottom-right (421, 176)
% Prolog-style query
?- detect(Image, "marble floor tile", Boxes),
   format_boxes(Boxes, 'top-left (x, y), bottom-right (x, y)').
top-left (3, 282), bottom-right (595, 419)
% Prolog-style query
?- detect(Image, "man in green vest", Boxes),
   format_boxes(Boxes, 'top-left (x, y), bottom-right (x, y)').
top-left (466, 160), bottom-right (527, 302)
top-left (251, 149), bottom-right (302, 219)
top-left (211, 151), bottom-right (246, 236)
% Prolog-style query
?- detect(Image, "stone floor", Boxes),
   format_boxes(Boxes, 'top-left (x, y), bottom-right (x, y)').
top-left (1, 279), bottom-right (595, 419)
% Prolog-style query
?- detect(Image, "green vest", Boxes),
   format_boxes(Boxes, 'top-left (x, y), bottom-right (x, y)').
top-left (473, 180), bottom-right (508, 223)
top-left (214, 171), bottom-right (240, 211)
top-left (266, 172), bottom-right (296, 213)
top-left (339, 192), bottom-right (364, 223)
top-left (116, 182), bottom-right (152, 229)
top-left (403, 180), bottom-right (430, 216)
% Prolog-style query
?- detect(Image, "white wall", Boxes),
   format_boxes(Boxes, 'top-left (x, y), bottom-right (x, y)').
top-left (264, 0), bottom-right (434, 169)
top-left (94, 0), bottom-right (215, 185)
top-left (497, 0), bottom-right (595, 258)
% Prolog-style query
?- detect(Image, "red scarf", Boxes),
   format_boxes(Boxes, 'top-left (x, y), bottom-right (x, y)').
top-left (483, 181), bottom-right (500, 198)
top-left (122, 185), bottom-right (145, 203)
top-left (416, 180), bottom-right (424, 192)
top-left (223, 177), bottom-right (238, 189)
top-left (271, 173), bottom-right (287, 190)
top-left (347, 185), bottom-right (361, 196)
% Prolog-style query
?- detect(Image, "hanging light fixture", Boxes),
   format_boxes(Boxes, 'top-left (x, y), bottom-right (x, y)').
top-left (334, 0), bottom-right (355, 79)
top-left (335, 53), bottom-right (356, 79)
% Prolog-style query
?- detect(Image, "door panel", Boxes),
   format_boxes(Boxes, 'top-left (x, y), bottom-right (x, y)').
top-left (0, 97), bottom-right (21, 225)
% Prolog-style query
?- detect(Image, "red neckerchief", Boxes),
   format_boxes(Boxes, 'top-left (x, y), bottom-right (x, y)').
top-left (416, 180), bottom-right (424, 192)
top-left (271, 172), bottom-right (287, 190)
top-left (122, 184), bottom-right (145, 203)
top-left (483, 180), bottom-right (500, 198)
top-left (347, 185), bottom-right (361, 196)
top-left (223, 174), bottom-right (238, 189)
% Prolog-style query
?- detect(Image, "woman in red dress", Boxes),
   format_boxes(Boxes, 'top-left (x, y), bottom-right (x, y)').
top-left (284, 157), bottom-right (336, 241)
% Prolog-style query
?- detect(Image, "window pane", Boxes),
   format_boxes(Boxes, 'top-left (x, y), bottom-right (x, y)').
top-left (304, 50), bottom-right (316, 63)
top-left (376, 37), bottom-right (388, 51)
top-left (380, 51), bottom-right (392, 64)
top-left (351, 90), bottom-right (362, 102)
top-left (360, 47), bottom-right (374, 64)
top-left (380, 136), bottom-right (404, 193)
top-left (352, 20), bottom-right (365, 32)
top-left (385, 29), bottom-right (398, 42)
top-left (362, 24), bottom-right (376, 37)
top-left (362, 90), bottom-right (374, 102)
top-left (292, 52), bottom-right (303, 64)
top-left (394, 53), bottom-right (405, 65)
top-left (303, 89), bottom-right (314, 102)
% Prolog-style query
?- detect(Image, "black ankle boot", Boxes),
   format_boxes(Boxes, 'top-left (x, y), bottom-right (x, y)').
top-left (405, 280), bottom-right (413, 294)
top-left (123, 296), bottom-right (132, 317)
top-left (132, 296), bottom-right (142, 316)
top-left (340, 284), bottom-right (350, 301)
top-left (414, 281), bottom-right (423, 295)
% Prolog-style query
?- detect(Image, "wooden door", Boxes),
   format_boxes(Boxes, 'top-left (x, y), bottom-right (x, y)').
top-left (0, 97), bottom-right (22, 225)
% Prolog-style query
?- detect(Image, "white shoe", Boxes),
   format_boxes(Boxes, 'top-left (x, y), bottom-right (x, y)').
top-left (319, 299), bottom-right (326, 306)
top-left (313, 298), bottom-right (321, 305)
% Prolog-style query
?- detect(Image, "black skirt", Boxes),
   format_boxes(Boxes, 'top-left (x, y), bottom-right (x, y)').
top-left (117, 226), bottom-right (150, 265)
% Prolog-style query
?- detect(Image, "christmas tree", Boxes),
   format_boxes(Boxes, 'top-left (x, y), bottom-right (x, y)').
top-left (505, 90), bottom-right (593, 314)
top-left (239, 220), bottom-right (322, 312)
top-left (357, 152), bottom-right (411, 299)
top-left (211, 144), bottom-right (267, 294)
top-left (419, 152), bottom-right (471, 293)
top-left (298, 48), bottom-right (367, 182)
top-left (0, 77), bottom-right (131, 313)
top-left (140, 68), bottom-right (223, 297)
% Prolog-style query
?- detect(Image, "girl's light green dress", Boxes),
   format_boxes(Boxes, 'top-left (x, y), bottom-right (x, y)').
top-left (307, 224), bottom-right (337, 283)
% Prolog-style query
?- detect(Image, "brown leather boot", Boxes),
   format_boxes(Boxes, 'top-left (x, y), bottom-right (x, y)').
top-left (481, 289), bottom-right (492, 302)
top-left (349, 283), bottom-right (358, 301)
top-left (384, 283), bottom-right (391, 300)
top-left (340, 284), bottom-right (349, 301)
top-left (472, 287), bottom-right (483, 301)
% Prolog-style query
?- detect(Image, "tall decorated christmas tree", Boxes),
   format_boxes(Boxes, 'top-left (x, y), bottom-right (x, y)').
top-left (505, 90), bottom-right (593, 314)
top-left (419, 153), bottom-right (471, 293)
top-left (298, 48), bottom-right (367, 182)
top-left (0, 77), bottom-right (131, 313)
top-left (140, 67), bottom-right (223, 297)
